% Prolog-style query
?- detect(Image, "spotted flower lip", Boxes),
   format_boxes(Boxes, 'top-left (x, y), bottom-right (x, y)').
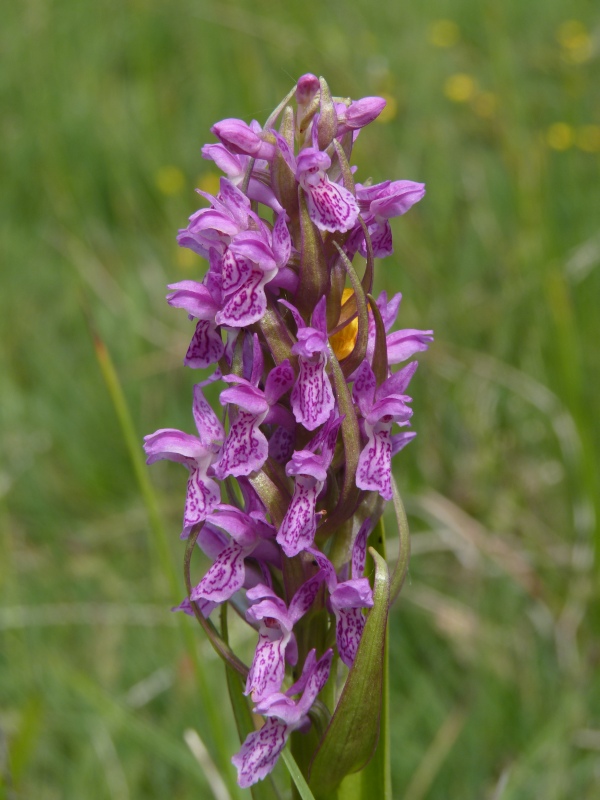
top-left (295, 147), bottom-right (360, 232)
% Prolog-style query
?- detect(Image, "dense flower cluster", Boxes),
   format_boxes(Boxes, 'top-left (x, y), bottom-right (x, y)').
top-left (144, 74), bottom-right (432, 788)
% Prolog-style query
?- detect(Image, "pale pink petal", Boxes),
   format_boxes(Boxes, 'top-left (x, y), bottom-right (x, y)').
top-left (277, 475), bottom-right (320, 557)
top-left (291, 355), bottom-right (334, 431)
top-left (192, 385), bottom-right (225, 446)
top-left (356, 421), bottom-right (393, 501)
top-left (232, 718), bottom-right (289, 789)
top-left (213, 410), bottom-right (268, 479)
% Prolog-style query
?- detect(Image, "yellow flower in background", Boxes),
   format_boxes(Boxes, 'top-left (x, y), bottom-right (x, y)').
top-left (576, 125), bottom-right (600, 153)
top-left (444, 73), bottom-right (476, 103)
top-left (196, 171), bottom-right (221, 197)
top-left (428, 19), bottom-right (460, 48)
top-left (375, 93), bottom-right (398, 123)
top-left (546, 123), bottom-right (574, 151)
top-left (556, 20), bottom-right (593, 64)
top-left (155, 165), bottom-right (185, 196)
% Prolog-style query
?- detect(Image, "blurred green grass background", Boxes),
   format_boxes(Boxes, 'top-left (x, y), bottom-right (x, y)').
top-left (2, 0), bottom-right (600, 797)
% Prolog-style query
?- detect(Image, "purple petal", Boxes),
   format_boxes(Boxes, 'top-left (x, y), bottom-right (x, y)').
top-left (221, 249), bottom-right (253, 295)
top-left (296, 649), bottom-right (333, 716)
top-left (288, 571), bottom-right (326, 623)
top-left (232, 718), bottom-right (289, 788)
top-left (286, 449), bottom-right (329, 482)
top-left (272, 213), bottom-right (291, 268)
top-left (391, 430), bottom-right (417, 455)
top-left (386, 329), bottom-right (434, 364)
top-left (201, 142), bottom-right (245, 177)
top-left (219, 384), bottom-right (269, 416)
top-left (216, 268), bottom-right (275, 328)
top-left (292, 326), bottom-right (329, 358)
top-left (310, 296), bottom-right (328, 335)
top-left (206, 506), bottom-right (260, 548)
top-left (264, 360), bottom-right (295, 406)
top-left (268, 426), bottom-right (295, 464)
top-left (330, 577), bottom-right (373, 611)
top-left (212, 119), bottom-right (276, 162)
top-left (291, 355), bottom-right (335, 431)
top-left (182, 468), bottom-right (220, 536)
top-left (378, 291), bottom-right (403, 332)
top-left (184, 320), bottom-right (225, 369)
top-left (191, 541), bottom-right (246, 602)
top-left (351, 360), bottom-right (377, 417)
top-left (245, 631), bottom-right (289, 702)
top-left (166, 281), bottom-right (220, 319)
top-left (379, 361), bottom-right (418, 397)
top-left (229, 232), bottom-right (277, 272)
top-left (171, 596), bottom-right (217, 618)
top-left (337, 96), bottom-right (387, 135)
top-left (303, 176), bottom-right (359, 233)
top-left (192, 385), bottom-right (225, 446)
top-left (216, 178), bottom-right (251, 228)
top-left (367, 395), bottom-right (413, 425)
top-left (250, 333), bottom-right (264, 386)
top-left (213, 411), bottom-right (268, 479)
top-left (370, 180), bottom-right (426, 218)
top-left (356, 421), bottom-right (393, 501)
top-left (334, 606), bottom-right (366, 667)
top-left (143, 429), bottom-right (206, 464)
top-left (352, 518), bottom-right (371, 579)
top-left (277, 475), bottom-right (320, 557)
top-left (360, 219), bottom-right (393, 258)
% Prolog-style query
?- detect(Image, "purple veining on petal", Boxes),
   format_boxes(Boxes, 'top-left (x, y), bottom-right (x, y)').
top-left (356, 420), bottom-right (394, 500)
top-left (352, 517), bottom-right (371, 579)
top-left (268, 426), bottom-right (295, 464)
top-left (216, 267), bottom-right (275, 328)
top-left (303, 176), bottom-right (359, 233)
top-left (232, 717), bottom-right (288, 788)
top-left (290, 355), bottom-right (334, 431)
top-left (245, 630), bottom-right (289, 703)
top-left (184, 320), bottom-right (224, 368)
top-left (277, 474), bottom-right (321, 557)
top-left (288, 571), bottom-right (325, 622)
top-left (192, 385), bottom-right (225, 446)
top-left (190, 541), bottom-right (246, 602)
top-left (264, 360), bottom-right (294, 406)
top-left (183, 467), bottom-right (220, 536)
top-left (334, 606), bottom-right (365, 667)
top-left (213, 409), bottom-right (268, 479)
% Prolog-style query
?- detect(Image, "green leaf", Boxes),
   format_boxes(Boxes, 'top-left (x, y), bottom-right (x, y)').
top-left (281, 749), bottom-right (318, 800)
top-left (308, 549), bottom-right (390, 798)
